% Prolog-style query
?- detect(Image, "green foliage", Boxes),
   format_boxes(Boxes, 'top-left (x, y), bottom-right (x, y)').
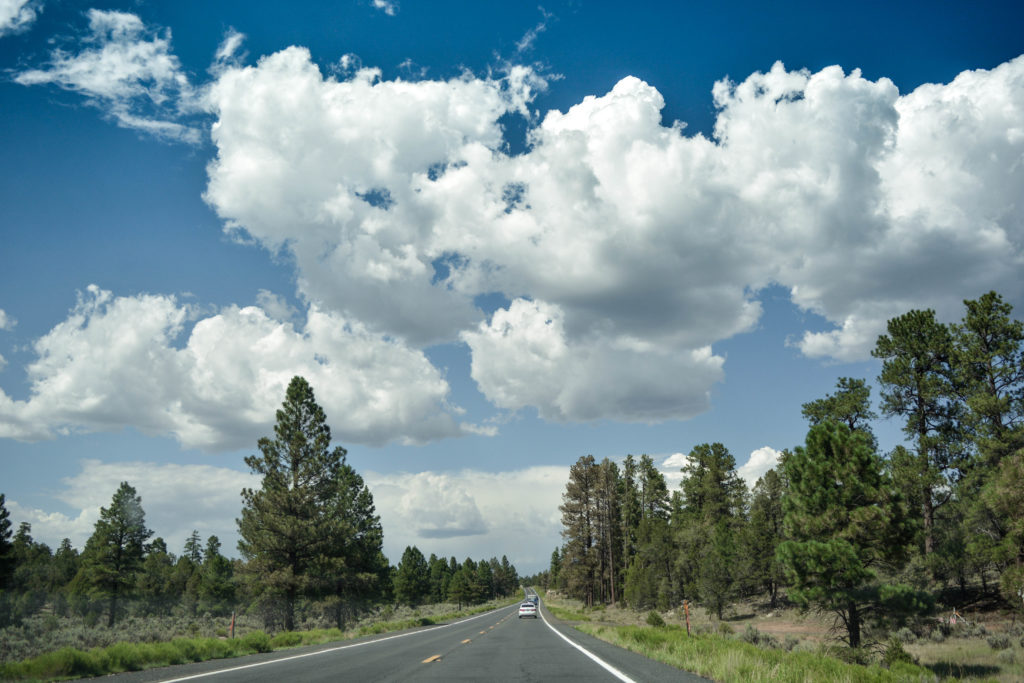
top-left (645, 610), bottom-right (664, 627)
top-left (394, 546), bottom-right (430, 606)
top-left (881, 637), bottom-right (917, 668)
top-left (801, 378), bottom-right (878, 449)
top-left (238, 376), bottom-right (384, 632)
top-left (778, 422), bottom-right (919, 648)
top-left (74, 482), bottom-right (152, 627)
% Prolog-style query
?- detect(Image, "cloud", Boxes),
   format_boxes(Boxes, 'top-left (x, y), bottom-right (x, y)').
top-left (202, 50), bottom-right (1024, 431)
top-left (462, 298), bottom-right (724, 422)
top-left (7, 460), bottom-right (567, 573)
top-left (366, 466), bottom-right (566, 570)
top-left (7, 459), bottom-right (258, 554)
top-left (0, 309), bottom-right (15, 331)
top-left (371, 0), bottom-right (397, 16)
top-left (738, 446), bottom-right (781, 489)
top-left (0, 0), bottom-right (37, 36)
top-left (516, 8), bottom-right (554, 55)
top-left (14, 9), bottom-right (200, 143)
top-left (0, 285), bottom-right (473, 449)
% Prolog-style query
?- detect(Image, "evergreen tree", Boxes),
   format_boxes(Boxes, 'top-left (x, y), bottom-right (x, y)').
top-left (801, 377), bottom-right (879, 449)
top-left (676, 443), bottom-right (746, 618)
top-left (318, 461), bottom-right (389, 628)
top-left (394, 545), bottom-right (430, 606)
top-left (137, 537), bottom-right (176, 615)
top-left (743, 469), bottom-right (786, 608)
top-left (594, 458), bottom-right (623, 604)
top-left (559, 455), bottom-right (598, 606)
top-left (76, 482), bottom-right (152, 626)
top-left (198, 535), bottom-right (235, 615)
top-left (448, 566), bottom-right (472, 609)
top-left (237, 376), bottom-right (351, 631)
top-left (0, 494), bottom-right (12, 590)
top-left (183, 530), bottom-right (203, 565)
top-left (619, 455), bottom-right (642, 568)
top-left (873, 309), bottom-right (965, 556)
top-left (777, 423), bottom-right (926, 648)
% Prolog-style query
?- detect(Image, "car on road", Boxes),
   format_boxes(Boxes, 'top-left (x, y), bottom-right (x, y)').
top-left (518, 601), bottom-right (538, 618)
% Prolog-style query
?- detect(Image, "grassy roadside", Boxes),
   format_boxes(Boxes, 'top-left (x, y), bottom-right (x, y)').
top-left (575, 623), bottom-right (935, 683)
top-left (0, 598), bottom-right (520, 682)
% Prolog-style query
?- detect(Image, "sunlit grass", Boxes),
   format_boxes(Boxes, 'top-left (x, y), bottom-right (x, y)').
top-left (577, 624), bottom-right (937, 683)
top-left (0, 597), bottom-right (521, 681)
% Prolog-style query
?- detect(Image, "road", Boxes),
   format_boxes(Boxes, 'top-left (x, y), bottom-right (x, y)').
top-left (85, 598), bottom-right (708, 682)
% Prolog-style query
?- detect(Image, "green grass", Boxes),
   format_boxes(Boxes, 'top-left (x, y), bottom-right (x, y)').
top-left (576, 624), bottom-right (940, 683)
top-left (0, 598), bottom-right (522, 681)
top-left (545, 604), bottom-right (592, 622)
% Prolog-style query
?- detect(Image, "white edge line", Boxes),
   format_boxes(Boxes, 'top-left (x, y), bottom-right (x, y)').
top-left (158, 606), bottom-right (508, 682)
top-left (538, 600), bottom-right (637, 683)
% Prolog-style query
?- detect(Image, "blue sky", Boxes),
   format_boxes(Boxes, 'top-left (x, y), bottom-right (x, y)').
top-left (1, 0), bottom-right (1022, 574)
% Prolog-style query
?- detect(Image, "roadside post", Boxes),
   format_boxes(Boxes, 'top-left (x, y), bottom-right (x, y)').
top-left (683, 600), bottom-right (690, 636)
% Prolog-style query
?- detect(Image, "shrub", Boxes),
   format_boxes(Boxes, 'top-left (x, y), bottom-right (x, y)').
top-left (882, 638), bottom-right (917, 668)
top-left (986, 633), bottom-right (1011, 650)
top-left (894, 626), bottom-right (917, 644)
top-left (971, 624), bottom-right (988, 637)
top-left (997, 649), bottom-right (1016, 665)
top-left (270, 631), bottom-right (303, 648)
top-left (739, 624), bottom-right (780, 649)
top-left (782, 635), bottom-right (800, 651)
top-left (646, 611), bottom-right (665, 627)
top-left (929, 629), bottom-right (946, 643)
top-left (716, 622), bottom-right (733, 636)
top-left (240, 630), bottom-right (272, 653)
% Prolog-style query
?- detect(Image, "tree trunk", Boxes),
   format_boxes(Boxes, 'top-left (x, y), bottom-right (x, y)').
top-left (922, 483), bottom-right (934, 555)
top-left (847, 601), bottom-right (861, 649)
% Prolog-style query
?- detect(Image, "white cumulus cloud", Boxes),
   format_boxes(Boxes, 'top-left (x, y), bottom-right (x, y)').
top-left (738, 446), bottom-right (781, 489)
top-left (0, 285), bottom-right (472, 449)
top-left (200, 51), bottom-right (1024, 428)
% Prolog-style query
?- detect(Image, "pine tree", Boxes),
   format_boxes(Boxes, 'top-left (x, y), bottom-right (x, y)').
top-left (317, 461), bottom-right (389, 627)
top-left (237, 376), bottom-right (349, 631)
top-left (874, 309), bottom-right (965, 556)
top-left (743, 469), bottom-right (786, 608)
top-left (76, 482), bottom-right (152, 626)
top-left (777, 423), bottom-right (925, 648)
top-left (560, 455), bottom-right (598, 606)
top-left (676, 443), bottom-right (746, 618)
top-left (394, 546), bottom-right (430, 606)
top-left (801, 377), bottom-right (879, 449)
top-left (137, 537), bottom-right (176, 614)
top-left (0, 494), bottom-right (12, 590)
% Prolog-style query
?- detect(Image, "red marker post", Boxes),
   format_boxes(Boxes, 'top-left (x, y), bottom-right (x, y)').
top-left (683, 600), bottom-right (690, 636)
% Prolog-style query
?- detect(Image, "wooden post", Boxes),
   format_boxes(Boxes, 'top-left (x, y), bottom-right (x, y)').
top-left (683, 600), bottom-right (690, 636)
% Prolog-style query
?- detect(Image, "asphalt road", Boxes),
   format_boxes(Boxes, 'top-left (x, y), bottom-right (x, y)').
top-left (85, 600), bottom-right (708, 683)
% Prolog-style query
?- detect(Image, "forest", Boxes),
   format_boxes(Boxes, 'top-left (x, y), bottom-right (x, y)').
top-left (0, 377), bottom-right (520, 661)
top-left (541, 291), bottom-right (1024, 650)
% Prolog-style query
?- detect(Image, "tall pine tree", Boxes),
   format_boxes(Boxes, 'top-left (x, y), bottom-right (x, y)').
top-left (238, 376), bottom-right (350, 631)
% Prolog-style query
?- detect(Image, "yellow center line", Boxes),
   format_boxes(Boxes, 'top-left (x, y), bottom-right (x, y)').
top-left (461, 638), bottom-right (471, 644)
top-left (480, 630), bottom-right (486, 634)
top-left (422, 654), bottom-right (441, 663)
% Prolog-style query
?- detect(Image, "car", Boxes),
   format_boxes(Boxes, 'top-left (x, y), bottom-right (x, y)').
top-left (528, 595), bottom-right (538, 605)
top-left (518, 601), bottom-right (538, 618)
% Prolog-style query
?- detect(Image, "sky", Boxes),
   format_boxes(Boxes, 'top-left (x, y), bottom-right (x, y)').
top-left (1, 0), bottom-right (1022, 575)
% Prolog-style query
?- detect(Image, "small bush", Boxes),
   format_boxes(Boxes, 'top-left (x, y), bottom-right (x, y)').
top-left (270, 631), bottom-right (303, 648)
top-left (716, 622), bottom-right (733, 636)
top-left (929, 629), bottom-right (946, 643)
top-left (646, 611), bottom-right (665, 627)
top-left (971, 623), bottom-right (988, 637)
top-left (894, 626), bottom-right (917, 644)
top-left (986, 633), bottom-right (1011, 650)
top-left (240, 630), bottom-right (271, 653)
top-left (739, 624), bottom-right (780, 649)
top-left (997, 649), bottom-right (1016, 665)
top-left (783, 635), bottom-right (800, 651)
top-left (882, 638), bottom-right (917, 668)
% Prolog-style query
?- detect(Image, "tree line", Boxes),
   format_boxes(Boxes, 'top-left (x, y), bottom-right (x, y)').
top-left (0, 377), bottom-right (520, 632)
top-left (547, 291), bottom-right (1024, 649)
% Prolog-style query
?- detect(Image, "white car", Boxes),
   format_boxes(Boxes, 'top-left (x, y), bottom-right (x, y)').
top-left (518, 601), bottom-right (538, 618)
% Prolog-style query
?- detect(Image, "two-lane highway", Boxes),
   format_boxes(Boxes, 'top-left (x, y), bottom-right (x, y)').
top-left (85, 600), bottom-right (707, 682)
